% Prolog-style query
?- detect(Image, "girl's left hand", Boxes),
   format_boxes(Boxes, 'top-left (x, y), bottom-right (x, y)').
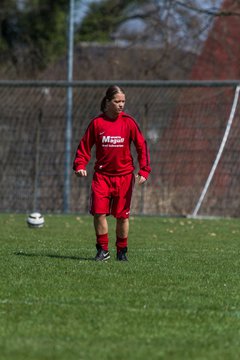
top-left (136, 175), bottom-right (147, 185)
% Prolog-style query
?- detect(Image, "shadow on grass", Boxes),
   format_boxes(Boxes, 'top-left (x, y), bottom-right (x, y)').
top-left (14, 251), bottom-right (95, 261)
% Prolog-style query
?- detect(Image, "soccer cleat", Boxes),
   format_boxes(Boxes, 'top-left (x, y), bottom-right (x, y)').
top-left (95, 244), bottom-right (110, 261)
top-left (116, 247), bottom-right (128, 261)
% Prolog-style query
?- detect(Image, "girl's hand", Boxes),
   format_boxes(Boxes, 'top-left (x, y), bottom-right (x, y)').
top-left (136, 175), bottom-right (146, 185)
top-left (75, 169), bottom-right (87, 177)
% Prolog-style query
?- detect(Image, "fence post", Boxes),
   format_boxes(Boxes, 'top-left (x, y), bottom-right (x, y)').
top-left (33, 109), bottom-right (42, 211)
top-left (64, 0), bottom-right (75, 213)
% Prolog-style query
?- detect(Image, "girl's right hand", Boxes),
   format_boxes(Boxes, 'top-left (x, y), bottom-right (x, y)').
top-left (75, 169), bottom-right (87, 177)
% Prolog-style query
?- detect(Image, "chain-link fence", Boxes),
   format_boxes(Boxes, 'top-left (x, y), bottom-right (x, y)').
top-left (1, 80), bottom-right (240, 217)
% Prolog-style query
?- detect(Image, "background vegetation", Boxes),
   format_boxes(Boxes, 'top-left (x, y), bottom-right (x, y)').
top-left (1, 0), bottom-right (239, 79)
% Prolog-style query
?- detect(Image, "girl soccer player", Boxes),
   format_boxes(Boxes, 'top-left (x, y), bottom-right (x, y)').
top-left (73, 85), bottom-right (151, 261)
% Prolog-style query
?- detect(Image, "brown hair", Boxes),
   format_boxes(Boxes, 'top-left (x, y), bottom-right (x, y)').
top-left (100, 85), bottom-right (125, 112)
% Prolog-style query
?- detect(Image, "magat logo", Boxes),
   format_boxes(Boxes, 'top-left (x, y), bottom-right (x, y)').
top-left (102, 135), bottom-right (124, 147)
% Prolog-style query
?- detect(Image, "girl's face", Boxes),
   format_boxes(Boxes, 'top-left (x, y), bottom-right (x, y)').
top-left (106, 93), bottom-right (125, 118)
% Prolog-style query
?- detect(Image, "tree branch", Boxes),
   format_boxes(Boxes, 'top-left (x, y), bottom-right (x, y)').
top-left (175, 1), bottom-right (240, 17)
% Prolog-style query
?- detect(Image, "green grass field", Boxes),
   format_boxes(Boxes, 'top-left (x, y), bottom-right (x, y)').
top-left (0, 214), bottom-right (240, 360)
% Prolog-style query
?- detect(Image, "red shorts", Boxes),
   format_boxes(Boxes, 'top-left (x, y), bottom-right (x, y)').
top-left (90, 172), bottom-right (135, 218)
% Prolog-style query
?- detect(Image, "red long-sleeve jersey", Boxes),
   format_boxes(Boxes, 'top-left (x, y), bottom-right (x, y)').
top-left (73, 112), bottom-right (151, 179)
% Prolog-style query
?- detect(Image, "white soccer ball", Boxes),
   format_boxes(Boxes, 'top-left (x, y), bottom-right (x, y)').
top-left (27, 212), bottom-right (45, 228)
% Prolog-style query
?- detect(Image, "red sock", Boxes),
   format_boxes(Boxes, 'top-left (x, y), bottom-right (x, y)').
top-left (96, 233), bottom-right (109, 251)
top-left (116, 236), bottom-right (128, 253)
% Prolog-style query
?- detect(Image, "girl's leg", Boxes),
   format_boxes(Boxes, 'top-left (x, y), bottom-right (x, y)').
top-left (94, 214), bottom-right (109, 251)
top-left (116, 217), bottom-right (129, 238)
top-left (94, 214), bottom-right (108, 235)
top-left (116, 218), bottom-right (129, 255)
